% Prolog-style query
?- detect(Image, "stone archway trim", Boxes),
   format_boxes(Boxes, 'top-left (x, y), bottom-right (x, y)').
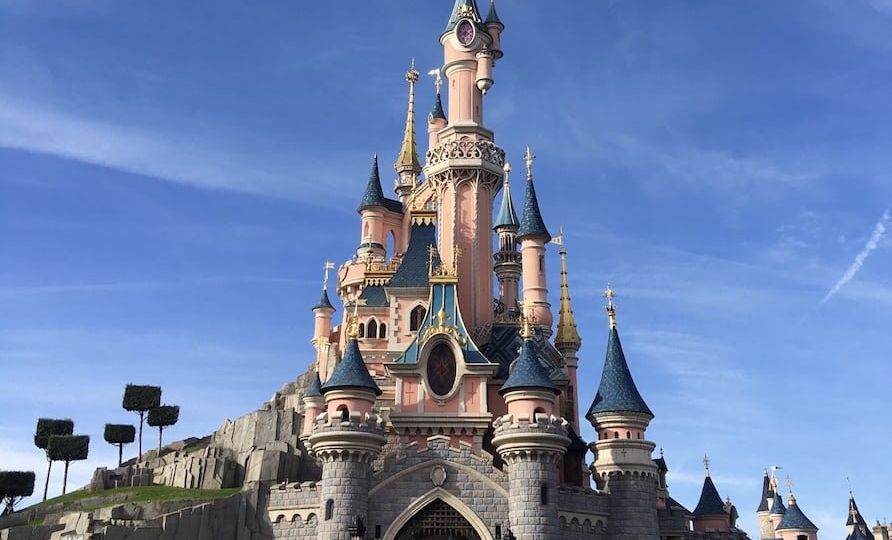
top-left (369, 457), bottom-right (509, 498)
top-left (381, 487), bottom-right (494, 540)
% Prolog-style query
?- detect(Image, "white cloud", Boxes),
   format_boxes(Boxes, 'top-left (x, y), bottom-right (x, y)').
top-left (821, 207), bottom-right (891, 303)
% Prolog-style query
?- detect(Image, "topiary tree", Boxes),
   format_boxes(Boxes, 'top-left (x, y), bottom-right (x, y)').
top-left (47, 435), bottom-right (89, 496)
top-left (0, 471), bottom-right (35, 515)
top-left (122, 384), bottom-right (161, 464)
top-left (103, 424), bottom-right (136, 468)
top-left (33, 418), bottom-right (73, 501)
top-left (147, 405), bottom-right (179, 457)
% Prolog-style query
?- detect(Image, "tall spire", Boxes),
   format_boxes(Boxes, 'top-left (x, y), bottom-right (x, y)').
top-left (516, 146), bottom-right (550, 240)
top-left (396, 60), bottom-right (421, 176)
top-left (358, 154), bottom-right (387, 212)
top-left (555, 244), bottom-right (581, 350)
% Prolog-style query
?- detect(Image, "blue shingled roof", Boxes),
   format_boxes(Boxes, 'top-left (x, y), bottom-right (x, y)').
top-left (312, 289), bottom-right (335, 311)
top-left (430, 93), bottom-right (446, 121)
top-left (586, 327), bottom-right (653, 418)
top-left (358, 285), bottom-right (388, 307)
top-left (757, 473), bottom-right (772, 512)
top-left (494, 180), bottom-right (518, 230)
top-left (668, 497), bottom-right (692, 515)
top-left (389, 224), bottom-right (438, 288)
top-left (305, 372), bottom-right (322, 397)
top-left (516, 178), bottom-right (550, 240)
top-left (848, 526), bottom-right (872, 540)
top-left (776, 498), bottom-right (818, 531)
top-left (770, 493), bottom-right (786, 515)
top-left (485, 0), bottom-right (503, 27)
top-left (445, 0), bottom-right (484, 31)
top-left (693, 476), bottom-right (727, 517)
top-left (499, 337), bottom-right (560, 395)
top-left (321, 338), bottom-right (381, 396)
top-left (358, 156), bottom-right (403, 214)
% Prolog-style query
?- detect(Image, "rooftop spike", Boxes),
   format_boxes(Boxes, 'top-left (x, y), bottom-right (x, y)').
top-left (358, 155), bottom-right (387, 212)
top-left (485, 0), bottom-right (503, 28)
top-left (312, 261), bottom-right (337, 311)
top-left (395, 60), bottom-right (422, 176)
top-left (428, 68), bottom-right (447, 122)
top-left (445, 0), bottom-right (483, 31)
top-left (693, 471), bottom-right (726, 517)
top-left (554, 244), bottom-right (581, 350)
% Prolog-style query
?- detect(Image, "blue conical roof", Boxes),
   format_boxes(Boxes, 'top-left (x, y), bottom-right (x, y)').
top-left (776, 497), bottom-right (818, 531)
top-left (693, 475), bottom-right (727, 517)
top-left (586, 327), bottom-right (653, 418)
top-left (445, 0), bottom-right (484, 31)
top-left (516, 177), bottom-right (550, 240)
top-left (312, 289), bottom-right (334, 311)
top-left (305, 372), bottom-right (323, 397)
top-left (757, 472), bottom-right (772, 512)
top-left (494, 179), bottom-right (518, 230)
top-left (358, 155), bottom-right (387, 212)
top-left (430, 92), bottom-right (446, 121)
top-left (770, 493), bottom-right (787, 515)
top-left (485, 0), bottom-right (503, 27)
top-left (321, 339), bottom-right (381, 396)
top-left (499, 338), bottom-right (559, 395)
top-left (848, 526), bottom-right (872, 540)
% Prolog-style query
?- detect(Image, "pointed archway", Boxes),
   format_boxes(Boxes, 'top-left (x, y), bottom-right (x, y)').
top-left (383, 488), bottom-right (493, 540)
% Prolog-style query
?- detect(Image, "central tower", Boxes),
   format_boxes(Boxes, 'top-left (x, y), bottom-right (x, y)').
top-left (425, 0), bottom-right (506, 334)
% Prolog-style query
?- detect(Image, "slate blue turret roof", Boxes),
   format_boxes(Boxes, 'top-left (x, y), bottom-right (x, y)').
top-left (305, 372), bottom-right (323, 397)
top-left (430, 93), bottom-right (446, 121)
top-left (499, 337), bottom-right (560, 395)
top-left (321, 338), bottom-right (381, 396)
top-left (358, 156), bottom-right (403, 214)
top-left (770, 493), bottom-right (787, 515)
top-left (485, 0), bottom-right (503, 27)
top-left (494, 179), bottom-right (518, 230)
top-left (312, 289), bottom-right (335, 311)
top-left (445, 0), bottom-right (484, 31)
top-left (848, 526), bottom-right (872, 540)
top-left (757, 472), bottom-right (773, 512)
top-left (846, 494), bottom-right (875, 540)
top-left (586, 327), bottom-right (653, 419)
top-left (389, 224), bottom-right (438, 288)
top-left (358, 285), bottom-right (388, 307)
top-left (693, 475), bottom-right (727, 517)
top-left (516, 177), bottom-right (550, 241)
top-left (776, 498), bottom-right (818, 531)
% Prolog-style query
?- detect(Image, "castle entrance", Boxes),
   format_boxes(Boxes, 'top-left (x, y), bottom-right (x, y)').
top-left (394, 498), bottom-right (482, 540)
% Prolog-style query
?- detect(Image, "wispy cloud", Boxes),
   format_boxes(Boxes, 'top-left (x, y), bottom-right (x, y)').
top-left (821, 207), bottom-right (891, 304)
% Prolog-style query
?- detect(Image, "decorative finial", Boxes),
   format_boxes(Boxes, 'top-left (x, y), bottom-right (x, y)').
top-left (406, 58), bottom-right (419, 84)
top-left (503, 160), bottom-right (511, 183)
top-left (428, 244), bottom-right (439, 275)
top-left (347, 298), bottom-right (367, 339)
top-left (520, 298), bottom-right (536, 340)
top-left (322, 261), bottom-right (335, 291)
top-left (550, 225), bottom-right (564, 246)
top-left (428, 68), bottom-right (442, 95)
top-left (603, 285), bottom-right (617, 329)
top-left (660, 447), bottom-right (664, 458)
top-left (523, 145), bottom-right (535, 181)
top-left (703, 454), bottom-right (711, 477)
top-left (784, 476), bottom-right (794, 494)
top-left (452, 245), bottom-right (463, 275)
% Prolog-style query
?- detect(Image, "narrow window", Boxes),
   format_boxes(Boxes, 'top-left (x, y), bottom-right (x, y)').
top-left (637, 432), bottom-right (642, 440)
top-left (613, 431), bottom-right (619, 439)
top-left (337, 405), bottom-right (349, 421)
top-left (495, 525), bottom-right (502, 539)
top-left (410, 305), bottom-right (426, 331)
top-left (540, 484), bottom-right (549, 505)
top-left (626, 431), bottom-right (631, 439)
top-left (367, 319), bottom-right (378, 339)
top-left (325, 499), bottom-right (334, 521)
top-left (539, 255), bottom-right (544, 272)
top-left (376, 525), bottom-right (382, 538)
top-left (379, 323), bottom-right (387, 339)
top-left (358, 322), bottom-right (365, 338)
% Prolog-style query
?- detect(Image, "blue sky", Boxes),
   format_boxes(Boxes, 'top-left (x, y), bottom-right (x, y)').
top-left (1, 1), bottom-right (891, 536)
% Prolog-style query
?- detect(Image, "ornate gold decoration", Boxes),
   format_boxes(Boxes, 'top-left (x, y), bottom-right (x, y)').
top-left (419, 304), bottom-right (466, 347)
top-left (428, 244), bottom-right (462, 282)
top-left (425, 139), bottom-right (505, 169)
top-left (346, 298), bottom-right (367, 339)
top-left (519, 299), bottom-right (536, 341)
top-left (555, 242), bottom-right (581, 349)
top-left (603, 285), bottom-right (617, 329)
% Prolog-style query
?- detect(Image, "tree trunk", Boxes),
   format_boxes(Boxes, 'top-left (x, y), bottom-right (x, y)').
top-left (137, 411), bottom-right (144, 465)
top-left (157, 426), bottom-right (163, 457)
top-left (62, 461), bottom-right (70, 495)
top-left (118, 443), bottom-right (123, 467)
top-left (42, 458), bottom-right (53, 502)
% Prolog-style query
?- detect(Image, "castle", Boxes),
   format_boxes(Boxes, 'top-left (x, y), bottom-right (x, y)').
top-left (5, 3), bottom-right (890, 540)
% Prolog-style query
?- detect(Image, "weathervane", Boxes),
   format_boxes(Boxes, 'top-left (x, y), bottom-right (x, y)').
top-left (784, 476), bottom-right (794, 494)
top-left (322, 261), bottom-right (335, 290)
top-left (523, 145), bottom-right (535, 181)
top-left (428, 68), bottom-right (442, 95)
top-left (406, 58), bottom-right (419, 84)
top-left (703, 454), bottom-right (711, 476)
top-left (603, 285), bottom-right (617, 329)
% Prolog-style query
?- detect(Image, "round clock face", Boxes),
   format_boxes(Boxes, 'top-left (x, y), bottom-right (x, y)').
top-left (457, 20), bottom-right (475, 46)
top-left (426, 343), bottom-right (457, 396)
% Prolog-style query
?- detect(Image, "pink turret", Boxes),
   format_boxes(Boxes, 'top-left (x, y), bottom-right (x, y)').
top-left (516, 146), bottom-right (553, 333)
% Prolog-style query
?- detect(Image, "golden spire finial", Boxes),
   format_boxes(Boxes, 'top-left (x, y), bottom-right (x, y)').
top-left (703, 454), bottom-right (711, 477)
top-left (555, 239), bottom-right (581, 350)
top-left (520, 298), bottom-right (536, 340)
top-left (346, 298), bottom-right (367, 339)
top-left (523, 145), bottom-right (535, 181)
top-left (396, 59), bottom-right (421, 175)
top-left (603, 285), bottom-right (617, 329)
top-left (503, 161), bottom-right (512, 184)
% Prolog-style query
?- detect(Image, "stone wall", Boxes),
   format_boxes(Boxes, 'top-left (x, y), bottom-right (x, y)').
top-left (556, 487), bottom-right (610, 539)
top-left (603, 471), bottom-right (660, 539)
top-left (268, 482), bottom-right (321, 540)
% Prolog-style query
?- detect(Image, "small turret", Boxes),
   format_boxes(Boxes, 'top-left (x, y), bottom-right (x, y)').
top-left (395, 61), bottom-right (422, 202)
top-left (692, 457), bottom-right (733, 532)
top-left (757, 469), bottom-right (777, 539)
top-left (517, 147), bottom-right (553, 332)
top-left (427, 70), bottom-right (448, 150)
top-left (484, 0), bottom-right (504, 58)
top-left (775, 490), bottom-right (818, 540)
top-left (498, 310), bottom-right (560, 418)
top-left (300, 371), bottom-right (324, 439)
top-left (312, 262), bottom-right (337, 377)
top-left (493, 162), bottom-right (521, 316)
top-left (357, 155), bottom-right (402, 259)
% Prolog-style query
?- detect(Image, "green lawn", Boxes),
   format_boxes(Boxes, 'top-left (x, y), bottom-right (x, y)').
top-left (29, 485), bottom-right (240, 513)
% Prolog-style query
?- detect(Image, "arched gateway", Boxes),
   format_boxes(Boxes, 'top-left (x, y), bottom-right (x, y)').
top-left (395, 499), bottom-right (482, 540)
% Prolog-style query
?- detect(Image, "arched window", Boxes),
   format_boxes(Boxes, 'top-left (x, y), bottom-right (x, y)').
top-left (613, 431), bottom-right (619, 439)
top-left (626, 431), bottom-right (631, 439)
top-left (367, 319), bottom-right (378, 339)
top-left (378, 322), bottom-right (387, 339)
top-left (325, 499), bottom-right (334, 521)
top-left (358, 322), bottom-right (365, 338)
top-left (534, 407), bottom-right (546, 417)
top-left (637, 432), bottom-right (642, 440)
top-left (540, 484), bottom-right (549, 505)
top-left (362, 222), bottom-right (370, 241)
top-left (387, 230), bottom-right (396, 257)
top-left (336, 405), bottom-right (349, 421)
top-left (410, 305), bottom-right (426, 332)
